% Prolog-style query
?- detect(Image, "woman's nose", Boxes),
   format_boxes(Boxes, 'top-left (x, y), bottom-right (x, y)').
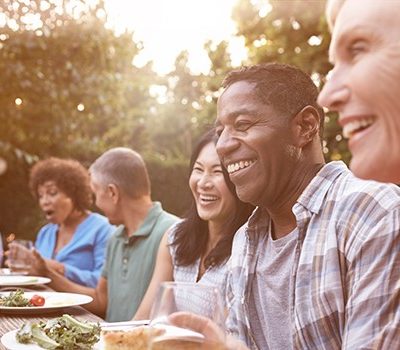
top-left (198, 174), bottom-right (213, 189)
top-left (318, 67), bottom-right (350, 112)
top-left (39, 195), bottom-right (50, 206)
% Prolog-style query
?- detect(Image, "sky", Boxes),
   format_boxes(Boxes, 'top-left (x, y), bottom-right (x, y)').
top-left (104, 0), bottom-right (247, 75)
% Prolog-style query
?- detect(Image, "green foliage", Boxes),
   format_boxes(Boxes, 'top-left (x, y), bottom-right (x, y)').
top-left (0, 0), bottom-right (349, 238)
top-left (145, 154), bottom-right (191, 217)
top-left (146, 41), bottom-right (234, 160)
top-left (0, 0), bottom-right (156, 236)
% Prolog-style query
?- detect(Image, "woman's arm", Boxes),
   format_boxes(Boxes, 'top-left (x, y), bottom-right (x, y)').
top-left (134, 231), bottom-right (174, 320)
top-left (30, 249), bottom-right (108, 318)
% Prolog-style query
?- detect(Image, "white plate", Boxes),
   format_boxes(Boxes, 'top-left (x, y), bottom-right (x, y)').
top-left (0, 269), bottom-right (28, 276)
top-left (1, 330), bottom-right (102, 350)
top-left (0, 292), bottom-right (93, 314)
top-left (152, 324), bottom-right (204, 343)
top-left (0, 276), bottom-right (51, 287)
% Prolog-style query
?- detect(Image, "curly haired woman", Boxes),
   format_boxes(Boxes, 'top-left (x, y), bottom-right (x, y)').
top-left (29, 157), bottom-right (113, 287)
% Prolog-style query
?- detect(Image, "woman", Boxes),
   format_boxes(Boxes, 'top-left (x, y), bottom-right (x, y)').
top-left (29, 157), bottom-right (113, 287)
top-left (134, 130), bottom-right (254, 319)
top-left (318, 0), bottom-right (400, 183)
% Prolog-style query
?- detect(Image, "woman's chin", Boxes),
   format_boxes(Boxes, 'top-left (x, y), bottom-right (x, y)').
top-left (351, 155), bottom-right (400, 184)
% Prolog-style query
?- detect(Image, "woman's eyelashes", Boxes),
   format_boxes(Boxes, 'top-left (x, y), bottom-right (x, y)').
top-left (347, 39), bottom-right (369, 61)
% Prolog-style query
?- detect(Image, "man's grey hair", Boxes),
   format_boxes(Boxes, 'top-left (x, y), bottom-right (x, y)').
top-left (90, 147), bottom-right (151, 198)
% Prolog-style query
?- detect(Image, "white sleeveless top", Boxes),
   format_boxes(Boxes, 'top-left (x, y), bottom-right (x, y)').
top-left (167, 224), bottom-right (228, 320)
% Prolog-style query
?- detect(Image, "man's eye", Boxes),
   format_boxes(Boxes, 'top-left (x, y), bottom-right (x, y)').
top-left (215, 127), bottom-right (223, 137)
top-left (235, 120), bottom-right (252, 131)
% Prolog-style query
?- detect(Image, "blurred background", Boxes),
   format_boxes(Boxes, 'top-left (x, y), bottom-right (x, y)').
top-left (0, 0), bottom-right (349, 240)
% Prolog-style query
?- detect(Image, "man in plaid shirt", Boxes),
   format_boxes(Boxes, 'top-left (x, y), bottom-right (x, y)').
top-left (172, 63), bottom-right (400, 349)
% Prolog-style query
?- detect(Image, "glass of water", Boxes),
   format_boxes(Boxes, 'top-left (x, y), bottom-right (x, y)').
top-left (149, 282), bottom-right (226, 350)
top-left (8, 239), bottom-right (33, 274)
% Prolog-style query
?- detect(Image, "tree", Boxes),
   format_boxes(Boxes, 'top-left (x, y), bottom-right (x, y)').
top-left (0, 0), bottom-right (156, 236)
top-left (146, 40), bottom-right (234, 160)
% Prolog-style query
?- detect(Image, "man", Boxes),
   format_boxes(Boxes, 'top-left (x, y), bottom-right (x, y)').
top-left (173, 63), bottom-right (400, 349)
top-left (32, 147), bottom-right (179, 321)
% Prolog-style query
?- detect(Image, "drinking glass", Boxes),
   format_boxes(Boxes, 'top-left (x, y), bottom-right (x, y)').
top-left (8, 239), bottom-right (33, 274)
top-left (148, 282), bottom-right (226, 350)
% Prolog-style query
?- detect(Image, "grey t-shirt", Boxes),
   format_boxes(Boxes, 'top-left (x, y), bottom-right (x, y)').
top-left (248, 226), bottom-right (298, 349)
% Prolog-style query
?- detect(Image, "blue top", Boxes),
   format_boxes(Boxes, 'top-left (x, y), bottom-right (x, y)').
top-left (35, 212), bottom-right (113, 287)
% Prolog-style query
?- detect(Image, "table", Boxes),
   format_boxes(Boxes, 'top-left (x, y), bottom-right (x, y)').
top-left (0, 284), bottom-right (103, 350)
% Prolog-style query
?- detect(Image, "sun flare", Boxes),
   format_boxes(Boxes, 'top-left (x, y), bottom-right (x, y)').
top-left (104, 0), bottom-right (246, 74)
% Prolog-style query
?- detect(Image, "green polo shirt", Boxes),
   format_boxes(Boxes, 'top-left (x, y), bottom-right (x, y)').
top-left (102, 202), bottom-right (179, 321)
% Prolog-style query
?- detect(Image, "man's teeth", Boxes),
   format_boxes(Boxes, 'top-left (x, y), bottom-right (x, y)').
top-left (342, 118), bottom-right (374, 139)
top-left (227, 160), bottom-right (255, 174)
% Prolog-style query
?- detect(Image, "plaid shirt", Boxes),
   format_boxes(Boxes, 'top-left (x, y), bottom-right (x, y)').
top-left (226, 161), bottom-right (400, 349)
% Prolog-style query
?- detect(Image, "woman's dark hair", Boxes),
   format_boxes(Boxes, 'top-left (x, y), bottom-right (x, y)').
top-left (29, 157), bottom-right (92, 212)
top-left (172, 129), bottom-right (254, 269)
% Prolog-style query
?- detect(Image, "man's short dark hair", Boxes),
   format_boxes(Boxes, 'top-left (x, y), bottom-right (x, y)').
top-left (222, 63), bottom-right (325, 137)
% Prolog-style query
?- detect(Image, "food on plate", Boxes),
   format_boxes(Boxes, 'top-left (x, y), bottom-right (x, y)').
top-left (16, 314), bottom-right (100, 349)
top-left (102, 326), bottom-right (164, 350)
top-left (29, 294), bottom-right (45, 306)
top-left (0, 289), bottom-right (45, 307)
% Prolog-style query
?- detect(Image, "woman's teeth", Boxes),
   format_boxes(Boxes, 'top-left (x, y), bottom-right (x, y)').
top-left (342, 117), bottom-right (374, 139)
top-left (200, 195), bottom-right (218, 202)
top-left (227, 159), bottom-right (255, 174)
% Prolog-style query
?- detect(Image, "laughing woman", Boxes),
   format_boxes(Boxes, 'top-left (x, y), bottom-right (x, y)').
top-left (134, 129), bottom-right (254, 319)
top-left (29, 157), bottom-right (113, 287)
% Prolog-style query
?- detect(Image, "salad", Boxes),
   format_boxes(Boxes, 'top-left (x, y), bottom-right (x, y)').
top-left (16, 314), bottom-right (101, 349)
top-left (0, 289), bottom-right (45, 307)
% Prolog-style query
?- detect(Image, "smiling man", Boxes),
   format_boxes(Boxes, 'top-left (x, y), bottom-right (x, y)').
top-left (184, 63), bottom-right (400, 349)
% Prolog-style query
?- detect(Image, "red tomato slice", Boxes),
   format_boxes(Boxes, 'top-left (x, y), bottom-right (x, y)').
top-left (29, 295), bottom-right (45, 306)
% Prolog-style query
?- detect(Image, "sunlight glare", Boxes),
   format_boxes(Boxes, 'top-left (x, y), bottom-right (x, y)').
top-left (104, 0), bottom-right (245, 75)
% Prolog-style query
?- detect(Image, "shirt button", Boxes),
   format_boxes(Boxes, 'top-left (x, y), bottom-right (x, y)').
top-left (123, 258), bottom-right (128, 264)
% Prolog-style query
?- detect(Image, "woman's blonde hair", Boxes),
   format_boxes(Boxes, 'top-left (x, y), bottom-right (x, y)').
top-left (326, 0), bottom-right (346, 31)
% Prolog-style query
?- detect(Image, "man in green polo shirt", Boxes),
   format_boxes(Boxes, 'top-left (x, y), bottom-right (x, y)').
top-left (31, 148), bottom-right (179, 321)
top-left (101, 203), bottom-right (178, 321)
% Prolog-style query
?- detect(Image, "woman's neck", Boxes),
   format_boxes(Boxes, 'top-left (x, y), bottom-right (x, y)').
top-left (207, 221), bottom-right (225, 251)
top-left (59, 209), bottom-right (88, 235)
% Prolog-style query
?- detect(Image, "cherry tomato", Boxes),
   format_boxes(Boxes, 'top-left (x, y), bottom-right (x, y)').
top-left (29, 294), bottom-right (45, 306)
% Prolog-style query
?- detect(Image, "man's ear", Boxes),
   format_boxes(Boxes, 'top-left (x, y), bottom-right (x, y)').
top-left (291, 105), bottom-right (321, 148)
top-left (107, 184), bottom-right (120, 204)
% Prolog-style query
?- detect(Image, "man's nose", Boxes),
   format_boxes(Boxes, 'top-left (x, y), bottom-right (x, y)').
top-left (318, 67), bottom-right (350, 112)
top-left (216, 129), bottom-right (238, 159)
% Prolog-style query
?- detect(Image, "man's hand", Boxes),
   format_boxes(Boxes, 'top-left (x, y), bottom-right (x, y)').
top-left (168, 312), bottom-right (249, 350)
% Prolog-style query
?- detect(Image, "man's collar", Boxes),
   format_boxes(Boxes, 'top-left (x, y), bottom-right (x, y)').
top-left (116, 202), bottom-right (163, 240)
top-left (296, 161), bottom-right (347, 214)
top-left (247, 161), bottom-right (348, 227)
